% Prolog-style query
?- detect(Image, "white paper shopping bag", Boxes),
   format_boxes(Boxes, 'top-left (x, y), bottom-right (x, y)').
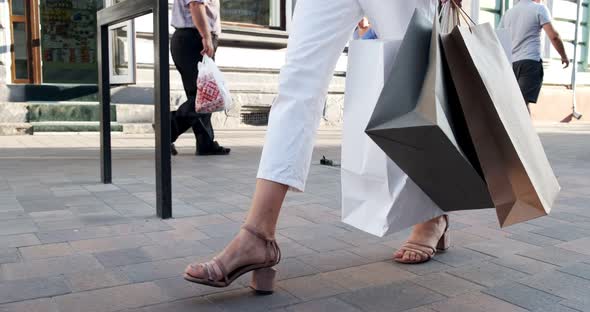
top-left (341, 40), bottom-right (444, 237)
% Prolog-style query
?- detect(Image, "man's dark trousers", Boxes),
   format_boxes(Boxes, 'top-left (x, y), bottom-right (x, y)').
top-left (170, 28), bottom-right (218, 152)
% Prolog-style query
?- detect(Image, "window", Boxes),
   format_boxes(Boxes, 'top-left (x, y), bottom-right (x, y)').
top-left (576, 0), bottom-right (589, 71)
top-left (479, 0), bottom-right (509, 27)
top-left (109, 22), bottom-right (136, 84)
top-left (583, 1), bottom-right (590, 69)
top-left (106, 0), bottom-right (136, 84)
top-left (549, 0), bottom-right (589, 71)
top-left (39, 0), bottom-right (102, 83)
top-left (12, 17), bottom-right (29, 81)
top-left (220, 0), bottom-right (286, 30)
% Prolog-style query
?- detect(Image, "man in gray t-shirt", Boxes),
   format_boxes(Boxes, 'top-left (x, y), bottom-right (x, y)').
top-left (499, 0), bottom-right (569, 109)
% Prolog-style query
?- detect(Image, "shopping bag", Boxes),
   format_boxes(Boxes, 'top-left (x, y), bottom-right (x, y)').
top-left (341, 39), bottom-right (444, 237)
top-left (440, 16), bottom-right (560, 227)
top-left (195, 55), bottom-right (233, 113)
top-left (364, 9), bottom-right (494, 212)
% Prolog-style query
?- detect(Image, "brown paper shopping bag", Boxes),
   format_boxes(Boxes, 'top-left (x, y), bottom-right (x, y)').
top-left (441, 19), bottom-right (560, 227)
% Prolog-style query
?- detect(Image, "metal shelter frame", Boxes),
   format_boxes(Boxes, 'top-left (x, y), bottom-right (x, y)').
top-left (97, 0), bottom-right (172, 218)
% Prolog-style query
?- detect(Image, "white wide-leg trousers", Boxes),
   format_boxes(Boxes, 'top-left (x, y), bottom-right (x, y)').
top-left (257, 0), bottom-right (437, 191)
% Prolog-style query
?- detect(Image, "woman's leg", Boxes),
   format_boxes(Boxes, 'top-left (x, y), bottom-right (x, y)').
top-left (243, 179), bottom-right (288, 237)
top-left (256, 1), bottom-right (364, 193)
top-left (185, 0), bottom-right (363, 281)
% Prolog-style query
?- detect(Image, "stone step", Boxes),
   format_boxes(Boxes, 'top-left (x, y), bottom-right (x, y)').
top-left (1, 87), bottom-right (345, 134)
top-left (27, 103), bottom-right (117, 123)
top-left (31, 122), bottom-right (123, 133)
top-left (0, 103), bottom-right (28, 123)
top-left (0, 123), bottom-right (33, 135)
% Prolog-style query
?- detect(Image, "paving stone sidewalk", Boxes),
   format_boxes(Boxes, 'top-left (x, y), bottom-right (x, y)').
top-left (0, 126), bottom-right (589, 312)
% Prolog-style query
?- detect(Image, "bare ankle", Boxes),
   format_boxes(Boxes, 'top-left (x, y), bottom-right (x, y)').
top-left (242, 223), bottom-right (275, 240)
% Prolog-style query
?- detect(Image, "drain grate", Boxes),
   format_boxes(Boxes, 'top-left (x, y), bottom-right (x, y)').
top-left (241, 107), bottom-right (270, 126)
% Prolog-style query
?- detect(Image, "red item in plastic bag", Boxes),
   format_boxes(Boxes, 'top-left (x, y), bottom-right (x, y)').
top-left (196, 73), bottom-right (225, 113)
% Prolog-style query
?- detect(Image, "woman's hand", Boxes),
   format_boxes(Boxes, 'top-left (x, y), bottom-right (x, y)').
top-left (441, 0), bottom-right (462, 7)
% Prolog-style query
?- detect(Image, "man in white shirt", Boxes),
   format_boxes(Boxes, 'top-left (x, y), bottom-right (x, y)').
top-left (170, 0), bottom-right (230, 156)
top-left (499, 0), bottom-right (569, 110)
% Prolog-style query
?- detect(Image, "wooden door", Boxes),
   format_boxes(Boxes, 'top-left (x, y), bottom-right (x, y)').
top-left (8, 0), bottom-right (41, 83)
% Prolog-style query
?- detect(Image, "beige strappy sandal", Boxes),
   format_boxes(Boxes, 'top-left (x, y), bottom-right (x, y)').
top-left (394, 215), bottom-right (450, 264)
top-left (183, 225), bottom-right (281, 294)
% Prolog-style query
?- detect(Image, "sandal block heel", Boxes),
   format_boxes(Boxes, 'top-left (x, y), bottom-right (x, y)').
top-left (250, 267), bottom-right (277, 295)
top-left (436, 231), bottom-right (450, 252)
top-left (184, 225), bottom-right (281, 290)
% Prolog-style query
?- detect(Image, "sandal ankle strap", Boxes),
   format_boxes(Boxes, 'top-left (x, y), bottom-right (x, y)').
top-left (241, 225), bottom-right (281, 266)
top-left (242, 225), bottom-right (274, 242)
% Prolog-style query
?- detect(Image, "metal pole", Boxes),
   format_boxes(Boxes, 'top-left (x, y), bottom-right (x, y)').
top-left (154, 0), bottom-right (172, 219)
top-left (97, 0), bottom-right (172, 218)
top-left (98, 24), bottom-right (112, 183)
top-left (571, 0), bottom-right (583, 119)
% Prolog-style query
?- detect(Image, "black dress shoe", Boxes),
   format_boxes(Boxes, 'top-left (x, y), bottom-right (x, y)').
top-left (171, 143), bottom-right (178, 156)
top-left (196, 141), bottom-right (230, 156)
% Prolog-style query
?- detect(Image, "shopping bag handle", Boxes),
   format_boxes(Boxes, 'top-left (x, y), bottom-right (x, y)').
top-left (440, 0), bottom-right (475, 33)
top-left (450, 0), bottom-right (476, 27)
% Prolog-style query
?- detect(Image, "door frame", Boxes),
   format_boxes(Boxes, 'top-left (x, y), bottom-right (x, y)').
top-left (8, 0), bottom-right (41, 84)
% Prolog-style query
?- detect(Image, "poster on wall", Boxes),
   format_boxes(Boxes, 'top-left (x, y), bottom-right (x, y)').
top-left (40, 0), bottom-right (103, 83)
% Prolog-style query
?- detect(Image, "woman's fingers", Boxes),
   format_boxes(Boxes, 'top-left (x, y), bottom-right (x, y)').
top-left (441, 0), bottom-right (462, 7)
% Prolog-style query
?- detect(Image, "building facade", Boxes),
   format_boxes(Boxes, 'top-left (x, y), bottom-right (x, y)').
top-left (0, 0), bottom-right (588, 131)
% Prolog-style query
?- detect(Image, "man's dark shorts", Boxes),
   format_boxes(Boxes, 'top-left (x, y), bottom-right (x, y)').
top-left (512, 59), bottom-right (544, 104)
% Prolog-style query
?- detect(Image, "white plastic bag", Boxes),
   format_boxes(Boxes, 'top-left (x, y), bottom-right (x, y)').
top-left (341, 40), bottom-right (444, 237)
top-left (195, 55), bottom-right (233, 113)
